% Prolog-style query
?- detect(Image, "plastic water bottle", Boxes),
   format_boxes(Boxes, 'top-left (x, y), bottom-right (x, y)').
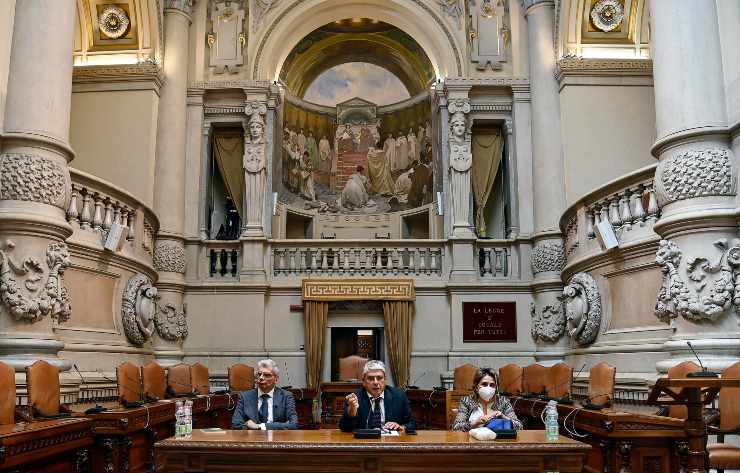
top-left (175, 401), bottom-right (187, 439)
top-left (544, 400), bottom-right (559, 441)
top-left (185, 400), bottom-right (193, 435)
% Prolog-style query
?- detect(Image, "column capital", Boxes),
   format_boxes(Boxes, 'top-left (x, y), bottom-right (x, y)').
top-left (520, 0), bottom-right (555, 14)
top-left (164, 0), bottom-right (193, 16)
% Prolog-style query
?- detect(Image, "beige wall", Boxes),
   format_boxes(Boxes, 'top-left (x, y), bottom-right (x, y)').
top-left (560, 84), bottom-right (657, 205)
top-left (0, 0), bottom-right (15, 133)
top-left (70, 90), bottom-right (159, 206)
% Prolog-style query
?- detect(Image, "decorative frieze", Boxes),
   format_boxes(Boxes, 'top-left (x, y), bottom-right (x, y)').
top-left (655, 238), bottom-right (740, 323)
top-left (154, 241), bottom-right (186, 273)
top-left (531, 241), bottom-right (565, 274)
top-left (563, 272), bottom-right (602, 345)
top-left (436, 0), bottom-right (464, 28)
top-left (0, 153), bottom-right (69, 209)
top-left (121, 274), bottom-right (157, 346)
top-left (658, 148), bottom-right (735, 204)
top-left (155, 302), bottom-right (189, 341)
top-left (520, 0), bottom-right (554, 12)
top-left (164, 0), bottom-right (193, 15)
top-left (302, 279), bottom-right (415, 301)
top-left (530, 301), bottom-right (566, 342)
top-left (252, 0), bottom-right (279, 31)
top-left (0, 241), bottom-right (72, 323)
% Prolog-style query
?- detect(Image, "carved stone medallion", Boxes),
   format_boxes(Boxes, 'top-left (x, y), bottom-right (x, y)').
top-left (531, 241), bottom-right (566, 274)
top-left (99, 5), bottom-right (130, 39)
top-left (155, 302), bottom-right (188, 341)
top-left (153, 241), bottom-right (186, 273)
top-left (530, 301), bottom-right (566, 342)
top-left (590, 0), bottom-right (625, 32)
top-left (121, 274), bottom-right (157, 346)
top-left (563, 272), bottom-right (602, 345)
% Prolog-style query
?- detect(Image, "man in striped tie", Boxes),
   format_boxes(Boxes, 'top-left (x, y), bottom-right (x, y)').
top-left (339, 360), bottom-right (416, 433)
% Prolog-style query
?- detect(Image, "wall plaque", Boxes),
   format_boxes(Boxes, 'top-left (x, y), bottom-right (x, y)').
top-left (462, 302), bottom-right (517, 342)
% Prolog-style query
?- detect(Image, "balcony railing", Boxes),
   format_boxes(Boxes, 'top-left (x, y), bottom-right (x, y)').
top-left (271, 240), bottom-right (446, 278)
top-left (476, 240), bottom-right (512, 278)
top-left (67, 168), bottom-right (158, 262)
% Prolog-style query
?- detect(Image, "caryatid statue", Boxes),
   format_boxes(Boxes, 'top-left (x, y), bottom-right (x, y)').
top-left (448, 98), bottom-right (473, 236)
top-left (243, 101), bottom-right (268, 236)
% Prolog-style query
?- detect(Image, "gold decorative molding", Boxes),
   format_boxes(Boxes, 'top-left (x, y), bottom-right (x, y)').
top-left (302, 279), bottom-right (415, 301)
top-left (555, 57), bottom-right (652, 81)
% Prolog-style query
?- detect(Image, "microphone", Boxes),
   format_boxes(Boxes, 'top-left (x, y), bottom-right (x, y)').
top-left (281, 361), bottom-right (293, 390)
top-left (74, 364), bottom-right (108, 414)
top-left (406, 370), bottom-right (429, 390)
top-left (685, 341), bottom-right (719, 378)
top-left (166, 378), bottom-right (198, 398)
top-left (580, 390), bottom-right (615, 410)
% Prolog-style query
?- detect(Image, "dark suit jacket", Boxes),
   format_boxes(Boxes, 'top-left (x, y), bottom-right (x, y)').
top-left (338, 386), bottom-right (416, 432)
top-left (231, 387), bottom-right (298, 430)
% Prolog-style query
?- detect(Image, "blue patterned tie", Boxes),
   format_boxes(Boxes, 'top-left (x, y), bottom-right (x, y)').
top-left (368, 397), bottom-right (382, 428)
top-left (258, 394), bottom-right (269, 423)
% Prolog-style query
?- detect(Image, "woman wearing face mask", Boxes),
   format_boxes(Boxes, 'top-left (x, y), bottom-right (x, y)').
top-left (451, 368), bottom-right (523, 432)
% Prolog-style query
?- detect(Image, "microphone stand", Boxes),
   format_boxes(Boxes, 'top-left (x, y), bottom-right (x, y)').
top-left (74, 364), bottom-right (108, 414)
top-left (686, 341), bottom-right (719, 377)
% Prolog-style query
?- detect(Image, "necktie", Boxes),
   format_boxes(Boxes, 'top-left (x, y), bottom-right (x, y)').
top-left (368, 397), bottom-right (382, 428)
top-left (258, 394), bottom-right (270, 423)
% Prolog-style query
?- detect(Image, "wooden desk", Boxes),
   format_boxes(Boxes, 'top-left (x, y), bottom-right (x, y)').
top-left (0, 418), bottom-right (93, 472)
top-left (513, 397), bottom-right (687, 473)
top-left (155, 429), bottom-right (590, 473)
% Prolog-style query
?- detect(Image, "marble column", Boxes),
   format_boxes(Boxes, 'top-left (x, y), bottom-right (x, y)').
top-left (649, 0), bottom-right (740, 372)
top-left (521, 0), bottom-right (567, 362)
top-left (151, 0), bottom-right (193, 365)
top-left (0, 0), bottom-right (76, 370)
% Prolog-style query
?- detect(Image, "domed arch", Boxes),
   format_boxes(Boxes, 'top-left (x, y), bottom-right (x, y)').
top-left (252, 0), bottom-right (464, 81)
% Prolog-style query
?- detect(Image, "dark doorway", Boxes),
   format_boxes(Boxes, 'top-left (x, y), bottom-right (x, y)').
top-left (330, 327), bottom-right (384, 381)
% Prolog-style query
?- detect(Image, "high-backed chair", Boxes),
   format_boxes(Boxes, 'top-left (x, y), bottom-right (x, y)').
top-left (547, 363), bottom-right (573, 399)
top-left (665, 361), bottom-right (701, 419)
top-left (588, 362), bottom-right (616, 407)
top-left (339, 355), bottom-right (368, 381)
top-left (116, 362), bottom-right (142, 405)
top-left (26, 360), bottom-right (69, 419)
top-left (0, 362), bottom-right (16, 425)
top-left (142, 361), bottom-right (166, 401)
top-left (228, 363), bottom-right (255, 392)
top-left (167, 363), bottom-right (193, 397)
top-left (522, 364), bottom-right (548, 395)
top-left (453, 363), bottom-right (478, 391)
top-left (707, 362), bottom-right (740, 473)
top-left (499, 364), bottom-right (523, 396)
top-left (191, 363), bottom-right (210, 395)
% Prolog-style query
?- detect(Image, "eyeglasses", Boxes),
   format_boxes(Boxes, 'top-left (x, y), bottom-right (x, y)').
top-left (256, 372), bottom-right (274, 379)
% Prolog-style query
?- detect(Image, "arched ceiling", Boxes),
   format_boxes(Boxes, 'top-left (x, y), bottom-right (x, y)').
top-left (279, 19), bottom-right (435, 99)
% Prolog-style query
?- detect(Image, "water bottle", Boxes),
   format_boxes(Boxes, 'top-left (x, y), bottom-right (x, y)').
top-left (175, 401), bottom-right (186, 439)
top-left (185, 400), bottom-right (193, 435)
top-left (545, 400), bottom-right (559, 441)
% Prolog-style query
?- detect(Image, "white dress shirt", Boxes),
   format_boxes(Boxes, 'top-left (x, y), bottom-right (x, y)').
top-left (257, 388), bottom-right (275, 430)
top-left (366, 391), bottom-right (385, 426)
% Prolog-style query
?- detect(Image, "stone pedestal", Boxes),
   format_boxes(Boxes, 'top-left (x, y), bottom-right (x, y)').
top-left (0, 0), bottom-right (76, 370)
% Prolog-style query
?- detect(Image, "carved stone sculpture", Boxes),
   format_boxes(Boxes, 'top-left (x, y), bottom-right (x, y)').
top-left (468, 0), bottom-right (508, 71)
top-left (0, 153), bottom-right (69, 209)
top-left (436, 0), bottom-right (464, 28)
top-left (155, 302), bottom-right (188, 341)
top-left (448, 98), bottom-right (472, 235)
top-left (99, 5), bottom-right (130, 39)
top-left (208, 1), bottom-right (246, 74)
top-left (243, 101), bottom-right (268, 235)
top-left (153, 241), bottom-right (186, 273)
top-left (531, 241), bottom-right (566, 274)
top-left (0, 240), bottom-right (71, 323)
top-left (590, 0), bottom-right (625, 32)
top-left (657, 148), bottom-right (735, 205)
top-left (563, 272), bottom-right (602, 345)
top-left (655, 238), bottom-right (740, 323)
top-left (252, 0), bottom-right (278, 31)
top-left (530, 301), bottom-right (566, 342)
top-left (121, 274), bottom-right (157, 346)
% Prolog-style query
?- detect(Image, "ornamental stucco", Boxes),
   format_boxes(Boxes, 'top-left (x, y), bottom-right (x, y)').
top-left (121, 274), bottom-right (157, 346)
top-left (0, 153), bottom-right (69, 209)
top-left (658, 148), bottom-right (735, 204)
top-left (530, 302), bottom-right (566, 342)
top-left (153, 241), bottom-right (186, 273)
top-left (155, 302), bottom-right (188, 341)
top-left (563, 272), bottom-right (601, 345)
top-left (531, 241), bottom-right (565, 274)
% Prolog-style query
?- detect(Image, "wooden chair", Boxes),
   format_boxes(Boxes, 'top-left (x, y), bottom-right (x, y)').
top-left (142, 361), bottom-right (166, 401)
top-left (25, 360), bottom-right (71, 419)
top-left (0, 362), bottom-right (16, 425)
top-left (707, 362), bottom-right (740, 473)
top-left (116, 362), bottom-right (142, 404)
top-left (499, 364), bottom-right (523, 396)
top-left (666, 361), bottom-right (701, 419)
top-left (588, 362), bottom-right (616, 407)
top-left (547, 363), bottom-right (573, 399)
top-left (445, 390), bottom-right (468, 430)
top-left (522, 364), bottom-right (548, 395)
top-left (167, 363), bottom-right (193, 397)
top-left (228, 363), bottom-right (255, 392)
top-left (191, 362), bottom-right (210, 395)
top-left (453, 363), bottom-right (478, 391)
top-left (338, 355), bottom-right (368, 381)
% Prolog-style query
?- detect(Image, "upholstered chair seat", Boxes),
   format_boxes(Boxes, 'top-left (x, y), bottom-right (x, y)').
top-left (339, 355), bottom-right (368, 381)
top-left (167, 363), bottom-right (193, 397)
top-left (707, 362), bottom-right (740, 473)
top-left (522, 364), bottom-right (548, 395)
top-left (26, 360), bottom-right (66, 418)
top-left (228, 363), bottom-right (255, 392)
top-left (0, 362), bottom-right (15, 425)
top-left (547, 363), bottom-right (573, 399)
top-left (191, 362), bottom-right (210, 395)
top-left (588, 362), bottom-right (616, 407)
top-left (142, 362), bottom-right (166, 401)
top-left (498, 364), bottom-right (523, 396)
top-left (452, 363), bottom-right (478, 391)
top-left (117, 362), bottom-right (142, 404)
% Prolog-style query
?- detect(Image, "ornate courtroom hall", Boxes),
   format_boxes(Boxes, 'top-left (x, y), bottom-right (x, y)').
top-left (1, 0), bottom-right (740, 472)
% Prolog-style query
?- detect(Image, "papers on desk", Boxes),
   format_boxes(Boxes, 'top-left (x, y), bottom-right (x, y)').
top-left (201, 428), bottom-right (226, 434)
top-left (381, 429), bottom-right (399, 437)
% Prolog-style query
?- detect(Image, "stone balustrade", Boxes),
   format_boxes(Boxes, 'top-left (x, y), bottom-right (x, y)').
top-left (476, 241), bottom-right (511, 278)
top-left (560, 164), bottom-right (659, 271)
top-left (271, 240), bottom-right (446, 278)
top-left (67, 168), bottom-right (158, 261)
top-left (204, 241), bottom-right (241, 278)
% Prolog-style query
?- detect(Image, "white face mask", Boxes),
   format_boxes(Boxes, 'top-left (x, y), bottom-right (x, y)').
top-left (478, 386), bottom-right (496, 401)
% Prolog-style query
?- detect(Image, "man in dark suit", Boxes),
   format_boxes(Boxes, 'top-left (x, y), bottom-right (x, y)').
top-left (339, 360), bottom-right (416, 433)
top-left (232, 359), bottom-right (298, 430)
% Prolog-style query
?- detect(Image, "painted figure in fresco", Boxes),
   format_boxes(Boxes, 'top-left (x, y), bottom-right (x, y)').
top-left (307, 131), bottom-right (319, 167)
top-left (319, 135), bottom-right (332, 172)
top-left (383, 133), bottom-right (397, 172)
top-left (408, 160), bottom-right (431, 207)
top-left (394, 164), bottom-right (414, 197)
top-left (358, 125), bottom-right (374, 154)
top-left (299, 150), bottom-right (316, 201)
top-left (338, 124), bottom-right (356, 154)
top-left (366, 146), bottom-right (394, 195)
top-left (395, 132), bottom-right (409, 171)
top-left (341, 165), bottom-right (370, 209)
top-left (407, 128), bottom-right (418, 164)
top-left (417, 124), bottom-right (426, 151)
top-left (297, 128), bottom-right (307, 155)
top-left (288, 143), bottom-right (302, 192)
